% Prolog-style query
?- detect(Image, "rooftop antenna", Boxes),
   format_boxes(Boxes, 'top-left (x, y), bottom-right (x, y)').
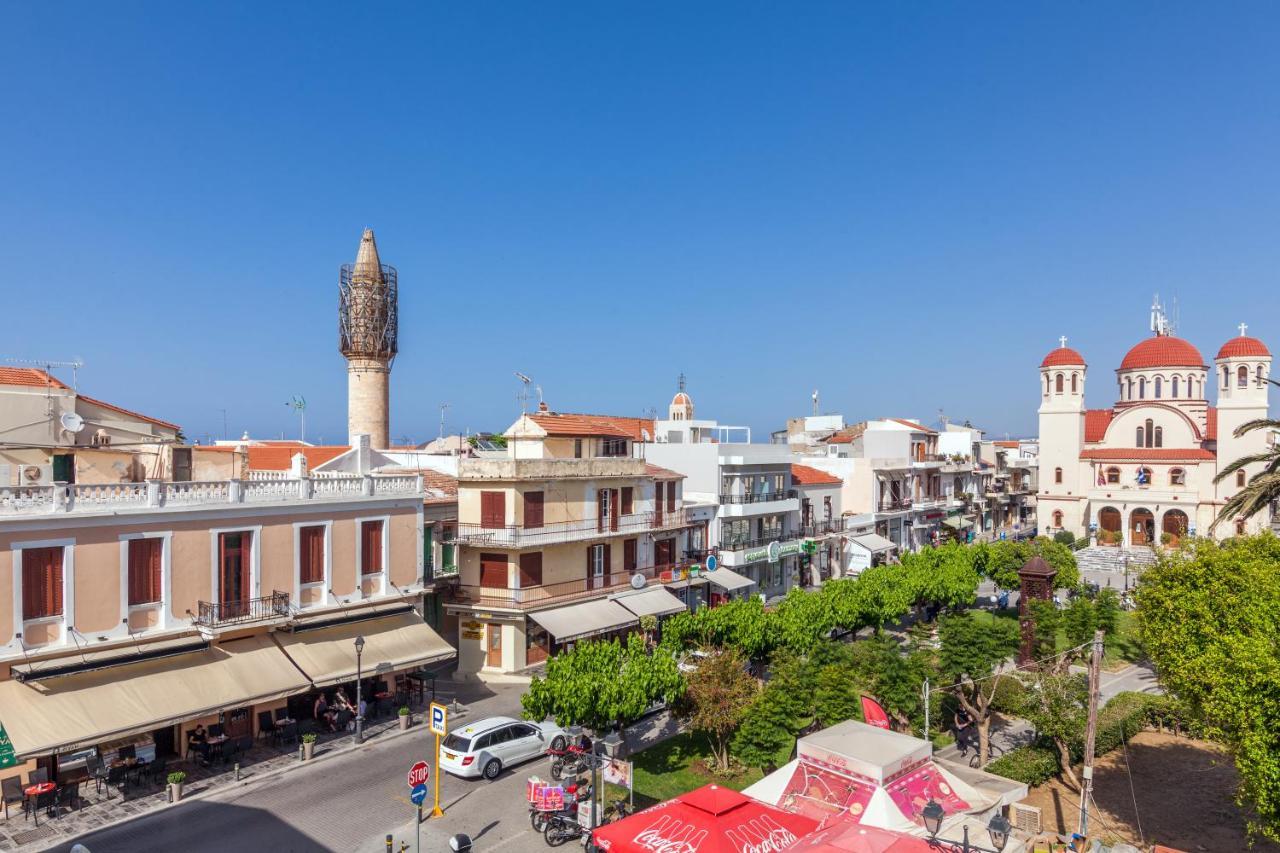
top-left (1171, 294), bottom-right (1180, 337)
top-left (438, 402), bottom-right (451, 440)
top-left (938, 408), bottom-right (948, 429)
top-left (0, 357), bottom-right (84, 391)
top-left (812, 390), bottom-right (819, 416)
top-left (285, 395), bottom-right (306, 443)
top-left (514, 372), bottom-right (533, 413)
top-left (1150, 294), bottom-right (1170, 337)
top-left (678, 372), bottom-right (687, 393)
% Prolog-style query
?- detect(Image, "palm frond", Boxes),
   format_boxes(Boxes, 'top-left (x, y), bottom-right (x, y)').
top-left (1232, 418), bottom-right (1280, 438)
top-left (1210, 472), bottom-right (1280, 533)
top-left (1213, 450), bottom-right (1280, 484)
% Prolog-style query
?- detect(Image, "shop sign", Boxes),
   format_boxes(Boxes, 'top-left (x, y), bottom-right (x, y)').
top-left (777, 541), bottom-right (802, 557)
top-left (744, 547), bottom-right (770, 563)
top-left (0, 725), bottom-right (15, 769)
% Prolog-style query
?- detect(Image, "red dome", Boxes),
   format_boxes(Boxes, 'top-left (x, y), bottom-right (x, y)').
top-left (1041, 347), bottom-right (1086, 368)
top-left (1216, 336), bottom-right (1270, 359)
top-left (1119, 336), bottom-right (1204, 370)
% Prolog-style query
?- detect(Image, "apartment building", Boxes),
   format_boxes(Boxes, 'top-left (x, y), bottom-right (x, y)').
top-left (790, 464), bottom-right (846, 586)
top-left (978, 440), bottom-right (1039, 538)
top-left (447, 408), bottom-right (702, 678)
top-left (0, 461), bottom-right (453, 785)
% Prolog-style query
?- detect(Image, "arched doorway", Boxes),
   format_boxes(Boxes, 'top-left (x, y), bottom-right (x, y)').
top-left (1098, 507), bottom-right (1122, 545)
top-left (1130, 508), bottom-right (1155, 546)
top-left (1162, 510), bottom-right (1188, 546)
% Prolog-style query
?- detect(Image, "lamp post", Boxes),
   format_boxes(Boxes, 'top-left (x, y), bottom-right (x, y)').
top-left (921, 800), bottom-right (1011, 853)
top-left (355, 634), bottom-right (366, 744)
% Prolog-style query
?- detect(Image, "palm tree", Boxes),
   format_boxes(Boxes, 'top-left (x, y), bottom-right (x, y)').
top-left (1212, 406), bottom-right (1280, 534)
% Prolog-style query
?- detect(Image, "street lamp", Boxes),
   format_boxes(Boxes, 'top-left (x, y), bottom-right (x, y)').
top-left (354, 634), bottom-right (366, 744)
top-left (920, 799), bottom-right (1011, 852)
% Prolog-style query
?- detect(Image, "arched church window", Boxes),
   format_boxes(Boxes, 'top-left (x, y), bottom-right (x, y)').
top-left (1154, 426), bottom-right (1163, 447)
top-left (1257, 366), bottom-right (1265, 387)
top-left (1145, 419), bottom-right (1154, 449)
top-left (1235, 518), bottom-right (1247, 536)
top-left (1138, 377), bottom-right (1146, 398)
top-left (1222, 367), bottom-right (1230, 390)
top-left (1054, 467), bottom-right (1062, 484)
top-left (1138, 467), bottom-right (1153, 485)
top-left (1170, 468), bottom-right (1185, 486)
top-left (1155, 377), bottom-right (1163, 398)
top-left (1172, 376), bottom-right (1179, 397)
top-left (1238, 365), bottom-right (1249, 388)
top-left (1125, 378), bottom-right (1132, 399)
top-left (1044, 375), bottom-right (1050, 396)
top-left (1055, 373), bottom-right (1064, 393)
top-left (1106, 467), bottom-right (1120, 484)
top-left (1071, 373), bottom-right (1078, 393)
top-left (1053, 510), bottom-right (1064, 528)
top-left (1136, 426), bottom-right (1144, 447)
top-left (1237, 470), bottom-right (1246, 488)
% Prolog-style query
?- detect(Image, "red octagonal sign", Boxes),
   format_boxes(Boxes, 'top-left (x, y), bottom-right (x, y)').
top-left (407, 760), bottom-right (430, 788)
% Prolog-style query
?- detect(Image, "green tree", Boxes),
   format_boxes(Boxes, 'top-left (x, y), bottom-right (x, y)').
top-left (1139, 534), bottom-right (1280, 842)
top-left (1094, 588), bottom-right (1120, 637)
top-left (936, 612), bottom-right (1020, 764)
top-left (849, 563), bottom-right (913, 631)
top-left (1018, 671), bottom-right (1089, 790)
top-left (679, 648), bottom-right (758, 772)
top-left (1210, 413), bottom-right (1280, 532)
top-left (1062, 596), bottom-right (1097, 653)
top-left (1026, 598), bottom-right (1061, 668)
top-left (733, 684), bottom-right (797, 774)
top-left (901, 543), bottom-right (980, 614)
top-left (522, 633), bottom-right (683, 740)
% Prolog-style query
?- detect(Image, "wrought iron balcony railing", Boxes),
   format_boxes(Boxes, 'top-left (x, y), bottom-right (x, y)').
top-left (455, 561), bottom-right (700, 610)
top-left (454, 508), bottom-right (692, 548)
top-left (194, 591), bottom-right (291, 628)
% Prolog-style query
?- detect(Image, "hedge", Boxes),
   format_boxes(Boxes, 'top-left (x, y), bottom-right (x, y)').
top-left (986, 746), bottom-right (1059, 786)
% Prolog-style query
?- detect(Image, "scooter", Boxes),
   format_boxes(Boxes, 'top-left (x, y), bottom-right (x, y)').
top-left (548, 745), bottom-right (592, 780)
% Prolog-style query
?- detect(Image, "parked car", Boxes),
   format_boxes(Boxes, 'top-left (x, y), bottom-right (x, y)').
top-left (439, 716), bottom-right (568, 781)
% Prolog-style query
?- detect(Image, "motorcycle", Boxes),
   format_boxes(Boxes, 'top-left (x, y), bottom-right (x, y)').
top-left (531, 782), bottom-right (586, 833)
top-left (543, 797), bottom-right (631, 848)
top-left (548, 745), bottom-right (592, 781)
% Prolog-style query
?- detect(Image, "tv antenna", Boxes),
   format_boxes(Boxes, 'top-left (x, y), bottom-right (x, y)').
top-left (0, 357), bottom-right (84, 391)
top-left (439, 402), bottom-right (451, 440)
top-left (514, 372), bottom-right (542, 413)
top-left (285, 395), bottom-right (306, 442)
top-left (812, 389), bottom-right (819, 416)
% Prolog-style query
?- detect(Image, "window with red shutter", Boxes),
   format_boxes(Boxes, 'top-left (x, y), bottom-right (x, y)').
top-left (666, 482), bottom-right (676, 513)
top-left (299, 526), bottom-right (326, 584)
top-left (480, 553), bottom-right (507, 588)
top-left (523, 492), bottom-right (544, 529)
top-left (481, 492), bottom-right (506, 529)
top-left (623, 539), bottom-right (637, 572)
top-left (518, 552), bottom-right (543, 587)
top-left (361, 520), bottom-right (384, 575)
top-left (128, 538), bottom-right (163, 605)
top-left (22, 547), bottom-right (63, 620)
top-left (610, 489), bottom-right (620, 531)
top-left (621, 487), bottom-right (633, 516)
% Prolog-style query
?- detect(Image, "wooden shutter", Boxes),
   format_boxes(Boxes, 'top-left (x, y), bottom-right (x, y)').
top-left (23, 547), bottom-right (63, 619)
top-left (523, 492), bottom-right (544, 529)
top-left (621, 487), bottom-right (633, 516)
top-left (666, 481), bottom-right (676, 513)
top-left (586, 547), bottom-right (594, 586)
top-left (480, 553), bottom-right (507, 588)
top-left (362, 521), bottom-right (383, 574)
top-left (603, 544), bottom-right (612, 584)
top-left (623, 539), bottom-right (637, 572)
top-left (518, 552), bottom-right (543, 587)
top-left (610, 489), bottom-right (620, 531)
top-left (300, 526), bottom-right (325, 584)
top-left (481, 492), bottom-right (506, 529)
top-left (128, 538), bottom-right (163, 605)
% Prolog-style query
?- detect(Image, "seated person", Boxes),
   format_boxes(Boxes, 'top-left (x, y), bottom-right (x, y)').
top-left (313, 694), bottom-right (329, 721)
top-left (189, 724), bottom-right (211, 766)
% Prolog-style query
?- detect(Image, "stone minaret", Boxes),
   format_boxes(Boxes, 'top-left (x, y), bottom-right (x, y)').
top-left (339, 229), bottom-right (398, 448)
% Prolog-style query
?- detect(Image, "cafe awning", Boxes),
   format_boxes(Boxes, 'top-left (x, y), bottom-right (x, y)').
top-left (943, 517), bottom-right (974, 530)
top-left (705, 567), bottom-right (755, 592)
top-left (610, 586), bottom-right (687, 618)
top-left (852, 533), bottom-right (897, 553)
top-left (0, 634), bottom-right (309, 758)
top-left (276, 610), bottom-right (456, 688)
top-left (528, 599), bottom-right (638, 643)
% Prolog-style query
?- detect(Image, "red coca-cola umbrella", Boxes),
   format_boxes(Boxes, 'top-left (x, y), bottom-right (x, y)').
top-left (791, 821), bottom-right (936, 853)
top-left (592, 783), bottom-right (819, 853)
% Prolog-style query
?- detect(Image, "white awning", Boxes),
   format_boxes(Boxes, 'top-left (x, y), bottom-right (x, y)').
top-left (851, 533), bottom-right (897, 553)
top-left (529, 599), bottom-right (639, 643)
top-left (275, 610), bottom-right (456, 688)
top-left (610, 586), bottom-right (687, 618)
top-left (705, 567), bottom-right (755, 592)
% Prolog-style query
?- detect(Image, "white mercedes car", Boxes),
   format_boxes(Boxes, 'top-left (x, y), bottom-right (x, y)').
top-left (439, 716), bottom-right (568, 781)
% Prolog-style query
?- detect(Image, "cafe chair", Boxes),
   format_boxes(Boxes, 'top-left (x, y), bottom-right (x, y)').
top-left (145, 757), bottom-right (167, 786)
top-left (86, 755), bottom-right (109, 794)
top-left (27, 768), bottom-right (48, 786)
top-left (1, 776), bottom-right (23, 821)
top-left (118, 744), bottom-right (136, 761)
top-left (57, 782), bottom-right (81, 814)
top-left (105, 765), bottom-right (129, 800)
top-left (257, 711), bottom-right (276, 743)
top-left (274, 707), bottom-right (290, 721)
top-left (276, 720), bottom-right (299, 747)
top-left (207, 724), bottom-right (224, 738)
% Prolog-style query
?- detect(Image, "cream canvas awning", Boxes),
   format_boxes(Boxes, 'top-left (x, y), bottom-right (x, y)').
top-left (705, 567), bottom-right (755, 592)
top-left (276, 610), bottom-right (456, 688)
top-left (529, 599), bottom-right (638, 643)
top-left (852, 533), bottom-right (897, 553)
top-left (610, 586), bottom-right (687, 618)
top-left (0, 634), bottom-right (309, 758)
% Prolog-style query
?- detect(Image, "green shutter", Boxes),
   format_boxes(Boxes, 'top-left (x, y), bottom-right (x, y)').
top-left (423, 526), bottom-right (433, 576)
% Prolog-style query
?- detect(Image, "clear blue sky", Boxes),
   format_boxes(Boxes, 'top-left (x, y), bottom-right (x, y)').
top-left (3, 3), bottom-right (1277, 444)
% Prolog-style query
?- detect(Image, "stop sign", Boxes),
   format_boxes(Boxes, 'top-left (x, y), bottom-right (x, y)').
top-left (407, 760), bottom-right (430, 788)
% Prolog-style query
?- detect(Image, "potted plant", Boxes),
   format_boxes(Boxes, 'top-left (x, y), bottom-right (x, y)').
top-left (398, 707), bottom-right (411, 731)
top-left (301, 732), bottom-right (317, 760)
top-left (167, 771), bottom-right (187, 802)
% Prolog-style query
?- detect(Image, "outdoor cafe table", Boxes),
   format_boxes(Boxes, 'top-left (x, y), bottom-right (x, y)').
top-left (24, 782), bottom-right (56, 819)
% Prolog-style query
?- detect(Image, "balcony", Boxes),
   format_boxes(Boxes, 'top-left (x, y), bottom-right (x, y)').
top-left (718, 490), bottom-right (799, 504)
top-left (912, 497), bottom-right (946, 511)
top-left (424, 562), bottom-right (460, 583)
top-left (458, 457), bottom-right (646, 482)
top-left (455, 561), bottom-right (698, 611)
top-left (717, 490), bottom-right (800, 517)
top-left (910, 454), bottom-right (946, 469)
top-left (800, 519), bottom-right (847, 537)
top-left (454, 508), bottom-right (693, 548)
top-left (193, 591), bottom-right (291, 629)
top-left (877, 498), bottom-right (913, 513)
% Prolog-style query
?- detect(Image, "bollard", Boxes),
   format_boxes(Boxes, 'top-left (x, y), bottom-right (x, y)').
top-left (298, 744), bottom-right (305, 762)
top-left (234, 761), bottom-right (241, 781)
top-left (385, 834), bottom-right (393, 853)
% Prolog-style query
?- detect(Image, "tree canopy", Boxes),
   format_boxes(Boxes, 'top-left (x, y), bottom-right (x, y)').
top-left (1139, 533), bottom-right (1280, 842)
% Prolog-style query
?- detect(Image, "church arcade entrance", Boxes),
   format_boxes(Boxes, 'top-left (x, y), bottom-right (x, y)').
top-left (1098, 507), bottom-right (1122, 545)
top-left (1162, 509), bottom-right (1189, 546)
top-left (1130, 508), bottom-right (1155, 546)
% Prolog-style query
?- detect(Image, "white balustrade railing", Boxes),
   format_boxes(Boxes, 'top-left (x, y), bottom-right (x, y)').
top-left (313, 477), bottom-right (366, 498)
top-left (0, 486), bottom-right (57, 513)
top-left (372, 475), bottom-right (419, 495)
top-left (165, 480), bottom-right (232, 505)
top-left (247, 470), bottom-right (292, 481)
top-left (243, 478), bottom-right (298, 502)
top-left (71, 482), bottom-right (149, 508)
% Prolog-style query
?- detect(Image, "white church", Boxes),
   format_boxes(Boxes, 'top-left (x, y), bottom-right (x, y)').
top-left (1038, 302), bottom-right (1272, 546)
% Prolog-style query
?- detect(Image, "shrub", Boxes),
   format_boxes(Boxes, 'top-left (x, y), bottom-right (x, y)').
top-left (398, 706), bottom-right (411, 716)
top-left (301, 732), bottom-right (318, 743)
top-left (167, 771), bottom-right (187, 785)
top-left (1053, 530), bottom-right (1075, 546)
top-left (989, 676), bottom-right (1030, 716)
top-left (986, 746), bottom-right (1059, 786)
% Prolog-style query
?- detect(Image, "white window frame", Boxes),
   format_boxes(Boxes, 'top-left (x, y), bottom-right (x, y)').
top-left (293, 520), bottom-right (333, 609)
top-left (12, 538), bottom-right (75, 649)
top-left (208, 526), bottom-right (262, 616)
top-left (590, 544), bottom-right (606, 579)
top-left (119, 531), bottom-right (172, 631)
top-left (355, 514), bottom-right (391, 598)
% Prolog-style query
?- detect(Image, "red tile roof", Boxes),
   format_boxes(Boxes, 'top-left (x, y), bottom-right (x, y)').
top-left (1080, 448), bottom-right (1215, 461)
top-left (825, 423), bottom-right (867, 445)
top-left (1120, 336), bottom-right (1205, 370)
top-left (1084, 409), bottom-right (1114, 443)
top-left (76, 392), bottom-right (182, 432)
top-left (993, 440), bottom-right (1020, 448)
top-left (247, 445), bottom-right (350, 470)
top-left (0, 367), bottom-right (69, 389)
top-left (528, 412), bottom-right (655, 440)
top-left (790, 464), bottom-right (841, 486)
top-left (1205, 406), bottom-right (1217, 441)
top-left (887, 418), bottom-right (936, 434)
top-left (1040, 346), bottom-right (1086, 367)
top-left (1216, 336), bottom-right (1270, 359)
top-left (645, 463), bottom-right (686, 480)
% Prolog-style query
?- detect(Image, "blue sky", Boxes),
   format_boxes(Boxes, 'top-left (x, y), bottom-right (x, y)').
top-left (3, 3), bottom-right (1277, 444)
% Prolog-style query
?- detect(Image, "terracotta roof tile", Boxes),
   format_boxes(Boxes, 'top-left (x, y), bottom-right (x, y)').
top-left (1080, 448), bottom-right (1215, 461)
top-left (247, 445), bottom-right (350, 470)
top-left (790, 464), bottom-right (841, 486)
top-left (1084, 409), bottom-right (1114, 443)
top-left (644, 463), bottom-right (686, 480)
top-left (1216, 336), bottom-right (1271, 359)
top-left (0, 367), bottom-right (69, 389)
top-left (75, 392), bottom-right (182, 432)
top-left (993, 440), bottom-right (1020, 448)
top-left (528, 412), bottom-right (655, 440)
top-left (888, 418), bottom-right (936, 434)
top-left (1119, 336), bottom-right (1205, 370)
top-left (1040, 347), bottom-right (1086, 367)
top-left (1205, 406), bottom-right (1217, 441)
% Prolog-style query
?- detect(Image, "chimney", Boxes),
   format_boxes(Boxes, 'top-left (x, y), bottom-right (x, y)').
top-left (290, 452), bottom-right (309, 479)
top-left (354, 433), bottom-right (372, 475)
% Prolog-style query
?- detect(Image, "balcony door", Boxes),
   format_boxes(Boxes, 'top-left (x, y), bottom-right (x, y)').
top-left (218, 532), bottom-right (251, 617)
top-left (654, 539), bottom-right (674, 568)
top-left (587, 544), bottom-right (610, 590)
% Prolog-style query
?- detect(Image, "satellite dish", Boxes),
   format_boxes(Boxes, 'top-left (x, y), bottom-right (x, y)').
top-left (629, 573), bottom-right (647, 590)
top-left (60, 412), bottom-right (85, 433)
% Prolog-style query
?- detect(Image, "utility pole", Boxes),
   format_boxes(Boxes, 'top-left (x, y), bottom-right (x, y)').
top-left (1078, 629), bottom-right (1106, 836)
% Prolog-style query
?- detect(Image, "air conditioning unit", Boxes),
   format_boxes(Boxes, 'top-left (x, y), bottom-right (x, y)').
top-left (21, 465), bottom-right (52, 485)
top-left (1011, 802), bottom-right (1041, 834)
